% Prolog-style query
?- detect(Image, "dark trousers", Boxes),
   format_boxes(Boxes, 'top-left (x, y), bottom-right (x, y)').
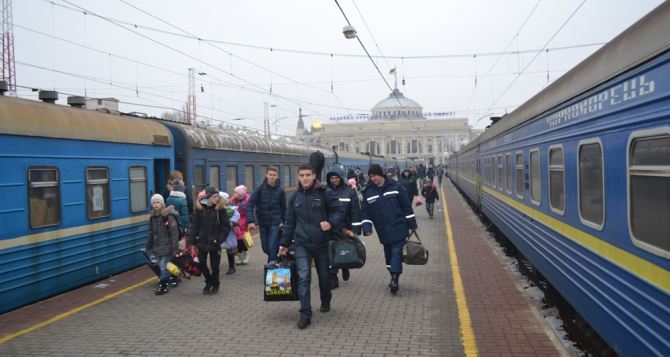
top-left (383, 239), bottom-right (405, 274)
top-left (295, 244), bottom-right (331, 321)
top-left (198, 249), bottom-right (221, 286)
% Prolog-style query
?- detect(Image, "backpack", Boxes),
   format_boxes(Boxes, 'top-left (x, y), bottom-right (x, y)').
top-left (163, 211), bottom-right (185, 237)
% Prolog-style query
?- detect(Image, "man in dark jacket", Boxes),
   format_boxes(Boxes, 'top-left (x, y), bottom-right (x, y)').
top-left (279, 163), bottom-right (344, 330)
top-left (361, 164), bottom-right (418, 295)
top-left (325, 164), bottom-right (362, 289)
top-left (421, 178), bottom-right (439, 219)
top-left (398, 169), bottom-right (419, 204)
top-left (188, 187), bottom-right (231, 295)
top-left (247, 167), bottom-right (286, 263)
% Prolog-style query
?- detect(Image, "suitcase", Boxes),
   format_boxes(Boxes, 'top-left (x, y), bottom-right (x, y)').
top-left (142, 249), bottom-right (161, 277)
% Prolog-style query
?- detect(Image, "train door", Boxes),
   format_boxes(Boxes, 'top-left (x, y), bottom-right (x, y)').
top-left (153, 159), bottom-right (170, 196)
top-left (475, 158), bottom-right (482, 208)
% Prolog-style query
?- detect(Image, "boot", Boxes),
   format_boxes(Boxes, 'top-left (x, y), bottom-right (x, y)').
top-left (226, 266), bottom-right (236, 275)
top-left (208, 284), bottom-right (219, 295)
top-left (169, 276), bottom-right (180, 287)
top-left (342, 269), bottom-right (350, 281)
top-left (242, 251), bottom-right (250, 265)
top-left (155, 280), bottom-right (169, 295)
top-left (330, 274), bottom-right (339, 290)
top-left (203, 282), bottom-right (212, 295)
top-left (390, 273), bottom-right (399, 295)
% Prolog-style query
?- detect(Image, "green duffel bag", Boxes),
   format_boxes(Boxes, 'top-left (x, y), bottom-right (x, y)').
top-left (330, 236), bottom-right (366, 269)
top-left (402, 231), bottom-right (429, 265)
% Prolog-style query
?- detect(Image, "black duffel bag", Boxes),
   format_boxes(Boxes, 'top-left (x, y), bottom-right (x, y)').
top-left (402, 231), bottom-right (429, 265)
top-left (329, 235), bottom-right (366, 269)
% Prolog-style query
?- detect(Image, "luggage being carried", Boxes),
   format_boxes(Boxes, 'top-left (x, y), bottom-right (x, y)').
top-left (402, 231), bottom-right (429, 265)
top-left (263, 257), bottom-right (298, 301)
top-left (142, 249), bottom-right (161, 277)
top-left (171, 245), bottom-right (201, 278)
top-left (329, 235), bottom-right (366, 269)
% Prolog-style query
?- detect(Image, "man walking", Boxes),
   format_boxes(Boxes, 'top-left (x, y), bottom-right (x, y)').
top-left (279, 163), bottom-right (344, 329)
top-left (360, 164), bottom-right (417, 295)
top-left (247, 167), bottom-right (286, 263)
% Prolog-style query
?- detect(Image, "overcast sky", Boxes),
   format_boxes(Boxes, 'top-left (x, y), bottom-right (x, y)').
top-left (12, 0), bottom-right (665, 134)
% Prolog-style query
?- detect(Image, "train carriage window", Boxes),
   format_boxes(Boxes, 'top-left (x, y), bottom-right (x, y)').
top-left (530, 149), bottom-right (541, 205)
top-left (209, 166), bottom-right (220, 190)
top-left (506, 154), bottom-right (512, 194)
top-left (578, 141), bottom-right (604, 229)
top-left (629, 134), bottom-right (670, 256)
top-left (28, 167), bottom-right (60, 228)
top-left (283, 165), bottom-right (290, 188)
top-left (549, 146), bottom-right (565, 214)
top-left (129, 167), bottom-right (147, 213)
top-left (244, 165), bottom-right (255, 191)
top-left (515, 152), bottom-right (524, 199)
top-left (86, 167), bottom-right (110, 219)
top-left (226, 166), bottom-right (237, 192)
top-left (193, 165), bottom-right (205, 194)
top-left (497, 155), bottom-right (503, 190)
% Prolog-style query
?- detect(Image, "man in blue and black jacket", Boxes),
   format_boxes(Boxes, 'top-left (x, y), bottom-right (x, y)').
top-left (361, 164), bottom-right (418, 295)
top-left (247, 167), bottom-right (286, 263)
top-left (279, 163), bottom-right (344, 330)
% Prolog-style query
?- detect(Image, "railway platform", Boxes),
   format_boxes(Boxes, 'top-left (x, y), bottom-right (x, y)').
top-left (0, 180), bottom-right (565, 356)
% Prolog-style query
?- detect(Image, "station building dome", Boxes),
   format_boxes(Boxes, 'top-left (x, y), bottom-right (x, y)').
top-left (370, 88), bottom-right (423, 120)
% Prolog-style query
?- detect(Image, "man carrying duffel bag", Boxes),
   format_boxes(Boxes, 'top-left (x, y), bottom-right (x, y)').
top-left (360, 164), bottom-right (418, 295)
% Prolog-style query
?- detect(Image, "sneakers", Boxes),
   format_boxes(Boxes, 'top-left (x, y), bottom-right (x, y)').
top-left (297, 319), bottom-right (311, 329)
top-left (154, 281), bottom-right (169, 295)
top-left (208, 285), bottom-right (219, 295)
top-left (226, 266), bottom-right (236, 275)
top-left (240, 251), bottom-right (250, 265)
top-left (342, 269), bottom-right (350, 281)
top-left (169, 276), bottom-right (180, 287)
top-left (319, 303), bottom-right (330, 313)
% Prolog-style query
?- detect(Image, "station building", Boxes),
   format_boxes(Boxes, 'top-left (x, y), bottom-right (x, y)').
top-left (297, 88), bottom-right (473, 166)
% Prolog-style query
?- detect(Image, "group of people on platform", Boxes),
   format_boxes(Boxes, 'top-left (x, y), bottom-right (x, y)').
top-left (145, 161), bottom-right (444, 329)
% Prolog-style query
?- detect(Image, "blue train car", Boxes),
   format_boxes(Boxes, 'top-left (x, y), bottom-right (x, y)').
top-left (0, 96), bottom-right (173, 314)
top-left (449, 3), bottom-right (670, 355)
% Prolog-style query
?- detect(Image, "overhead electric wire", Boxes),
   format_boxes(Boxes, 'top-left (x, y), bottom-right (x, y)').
top-left (483, 0), bottom-right (588, 119)
top-left (351, 0), bottom-right (393, 71)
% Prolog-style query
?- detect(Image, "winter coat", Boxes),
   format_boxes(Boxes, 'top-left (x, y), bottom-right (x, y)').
top-left (246, 178), bottom-right (286, 226)
top-left (161, 185), bottom-right (193, 215)
top-left (166, 191), bottom-right (190, 229)
top-left (361, 177), bottom-right (417, 244)
top-left (145, 205), bottom-right (180, 257)
top-left (280, 181), bottom-right (345, 250)
top-left (398, 170), bottom-right (419, 202)
top-left (326, 165), bottom-right (362, 235)
top-left (427, 167), bottom-right (435, 180)
top-left (189, 200), bottom-right (231, 253)
top-left (230, 193), bottom-right (250, 240)
top-left (421, 183), bottom-right (439, 203)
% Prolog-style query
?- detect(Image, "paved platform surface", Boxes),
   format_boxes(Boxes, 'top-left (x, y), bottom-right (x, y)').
top-left (0, 180), bottom-right (565, 357)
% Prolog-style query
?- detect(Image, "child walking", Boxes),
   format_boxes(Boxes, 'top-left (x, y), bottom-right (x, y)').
top-left (145, 194), bottom-right (180, 295)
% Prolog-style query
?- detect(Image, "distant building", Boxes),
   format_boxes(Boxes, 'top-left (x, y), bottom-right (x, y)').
top-left (297, 88), bottom-right (472, 166)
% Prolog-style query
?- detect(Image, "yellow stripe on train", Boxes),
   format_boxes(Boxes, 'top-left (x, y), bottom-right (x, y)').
top-left (456, 174), bottom-right (670, 294)
top-left (0, 215), bottom-right (150, 251)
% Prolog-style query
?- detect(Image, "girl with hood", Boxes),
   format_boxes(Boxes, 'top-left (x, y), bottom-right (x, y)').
top-left (145, 194), bottom-right (180, 295)
top-left (188, 187), bottom-right (231, 295)
top-left (230, 185), bottom-right (251, 265)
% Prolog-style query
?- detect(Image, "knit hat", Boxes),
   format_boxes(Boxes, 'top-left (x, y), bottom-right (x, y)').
top-left (172, 179), bottom-right (185, 192)
top-left (151, 194), bottom-right (165, 206)
top-left (205, 186), bottom-right (218, 199)
top-left (347, 178), bottom-right (357, 188)
top-left (368, 164), bottom-right (384, 177)
top-left (234, 185), bottom-right (247, 196)
top-left (219, 191), bottom-right (229, 201)
top-left (198, 189), bottom-right (206, 199)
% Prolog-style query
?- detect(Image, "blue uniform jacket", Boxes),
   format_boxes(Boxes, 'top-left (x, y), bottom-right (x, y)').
top-left (246, 178), bottom-right (286, 226)
top-left (280, 181), bottom-right (344, 249)
top-left (326, 164), bottom-right (362, 235)
top-left (360, 177), bottom-right (417, 244)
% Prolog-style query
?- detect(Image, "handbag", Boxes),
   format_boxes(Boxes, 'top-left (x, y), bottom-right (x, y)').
top-left (402, 231), bottom-right (429, 265)
top-left (221, 231), bottom-right (238, 250)
top-left (244, 230), bottom-right (254, 248)
top-left (263, 257), bottom-right (298, 301)
top-left (329, 235), bottom-right (366, 269)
